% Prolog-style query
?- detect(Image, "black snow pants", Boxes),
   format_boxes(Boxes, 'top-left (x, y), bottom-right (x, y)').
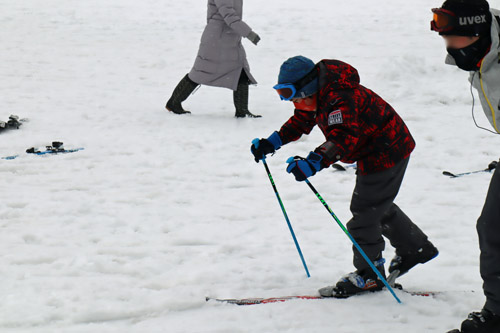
top-left (478, 161), bottom-right (500, 315)
top-left (347, 157), bottom-right (429, 273)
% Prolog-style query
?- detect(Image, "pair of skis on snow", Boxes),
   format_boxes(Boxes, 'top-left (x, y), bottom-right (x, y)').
top-left (206, 285), bottom-right (442, 305)
top-left (2, 141), bottom-right (84, 160)
top-left (332, 161), bottom-right (498, 178)
top-left (207, 268), bottom-right (472, 306)
top-left (206, 284), bottom-right (470, 306)
top-left (0, 116), bottom-right (84, 160)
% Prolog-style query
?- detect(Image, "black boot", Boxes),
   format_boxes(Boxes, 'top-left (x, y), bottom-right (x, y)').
top-left (234, 81), bottom-right (261, 118)
top-left (166, 74), bottom-right (199, 114)
top-left (455, 309), bottom-right (500, 332)
top-left (388, 241), bottom-right (439, 278)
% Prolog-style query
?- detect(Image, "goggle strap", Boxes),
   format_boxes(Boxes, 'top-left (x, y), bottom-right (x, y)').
top-left (294, 66), bottom-right (319, 92)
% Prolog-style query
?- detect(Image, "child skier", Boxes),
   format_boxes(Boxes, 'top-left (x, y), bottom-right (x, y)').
top-left (431, 0), bottom-right (500, 332)
top-left (251, 56), bottom-right (438, 298)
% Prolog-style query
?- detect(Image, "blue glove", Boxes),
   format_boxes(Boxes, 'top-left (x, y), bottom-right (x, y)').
top-left (286, 152), bottom-right (323, 181)
top-left (251, 131), bottom-right (282, 162)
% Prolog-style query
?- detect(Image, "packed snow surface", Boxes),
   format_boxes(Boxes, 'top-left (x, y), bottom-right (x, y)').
top-left (1, 0), bottom-right (500, 332)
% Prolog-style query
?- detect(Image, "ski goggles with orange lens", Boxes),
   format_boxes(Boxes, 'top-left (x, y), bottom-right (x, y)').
top-left (430, 8), bottom-right (457, 33)
top-left (273, 67), bottom-right (319, 101)
top-left (273, 83), bottom-right (297, 101)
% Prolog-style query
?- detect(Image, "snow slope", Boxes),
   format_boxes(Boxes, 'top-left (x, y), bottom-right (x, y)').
top-left (1, 0), bottom-right (500, 331)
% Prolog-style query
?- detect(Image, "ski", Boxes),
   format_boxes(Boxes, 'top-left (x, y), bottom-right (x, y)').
top-left (2, 141), bottom-right (83, 160)
top-left (206, 288), bottom-right (442, 306)
top-left (1, 155), bottom-right (18, 160)
top-left (443, 161), bottom-right (497, 178)
top-left (331, 163), bottom-right (357, 171)
top-left (27, 147), bottom-right (84, 156)
top-left (206, 295), bottom-right (323, 305)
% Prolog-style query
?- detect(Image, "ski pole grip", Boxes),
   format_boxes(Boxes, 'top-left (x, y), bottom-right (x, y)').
top-left (252, 138), bottom-right (260, 149)
top-left (252, 138), bottom-right (267, 162)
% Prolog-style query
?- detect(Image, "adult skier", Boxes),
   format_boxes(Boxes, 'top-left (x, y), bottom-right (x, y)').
top-left (165, 0), bottom-right (261, 118)
top-left (431, 0), bottom-right (500, 332)
top-left (250, 56), bottom-right (438, 298)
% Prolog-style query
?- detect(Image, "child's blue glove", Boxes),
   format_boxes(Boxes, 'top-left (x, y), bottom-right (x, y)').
top-left (251, 131), bottom-right (282, 162)
top-left (286, 152), bottom-right (323, 181)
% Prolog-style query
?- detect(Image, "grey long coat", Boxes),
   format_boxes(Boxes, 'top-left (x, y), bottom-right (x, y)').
top-left (188, 0), bottom-right (257, 91)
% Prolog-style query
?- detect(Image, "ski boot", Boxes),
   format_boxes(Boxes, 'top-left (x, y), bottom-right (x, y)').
top-left (388, 241), bottom-right (438, 280)
top-left (319, 259), bottom-right (386, 298)
top-left (452, 309), bottom-right (500, 333)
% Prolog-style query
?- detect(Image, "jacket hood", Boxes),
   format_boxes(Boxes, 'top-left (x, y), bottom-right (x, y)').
top-left (318, 59), bottom-right (360, 90)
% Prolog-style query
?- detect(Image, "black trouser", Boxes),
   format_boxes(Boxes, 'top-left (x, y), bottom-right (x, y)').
top-left (347, 157), bottom-right (429, 273)
top-left (478, 161), bottom-right (500, 315)
top-left (238, 70), bottom-right (249, 85)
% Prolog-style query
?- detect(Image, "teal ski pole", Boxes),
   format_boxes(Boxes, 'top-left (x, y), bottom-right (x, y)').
top-left (252, 139), bottom-right (310, 278)
top-left (301, 176), bottom-right (401, 303)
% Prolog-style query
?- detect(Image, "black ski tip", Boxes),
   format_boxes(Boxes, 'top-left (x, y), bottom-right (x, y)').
top-left (446, 330), bottom-right (460, 333)
top-left (331, 163), bottom-right (346, 171)
top-left (442, 171), bottom-right (457, 178)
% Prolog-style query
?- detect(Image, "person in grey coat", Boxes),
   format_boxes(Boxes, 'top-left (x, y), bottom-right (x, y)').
top-left (166, 0), bottom-right (261, 118)
top-left (431, 0), bottom-right (500, 332)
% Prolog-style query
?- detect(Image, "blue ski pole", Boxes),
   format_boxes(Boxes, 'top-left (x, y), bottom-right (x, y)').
top-left (252, 139), bottom-right (310, 278)
top-left (302, 177), bottom-right (401, 303)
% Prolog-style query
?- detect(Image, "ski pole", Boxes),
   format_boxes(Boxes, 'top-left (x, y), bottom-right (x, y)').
top-left (443, 160), bottom-right (497, 178)
top-left (303, 178), bottom-right (401, 304)
top-left (252, 139), bottom-right (310, 278)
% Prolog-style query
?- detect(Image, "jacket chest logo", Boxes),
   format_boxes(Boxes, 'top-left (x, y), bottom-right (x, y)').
top-left (328, 109), bottom-right (343, 125)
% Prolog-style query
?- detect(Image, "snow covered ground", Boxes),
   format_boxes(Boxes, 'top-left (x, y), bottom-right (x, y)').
top-left (1, 0), bottom-right (500, 331)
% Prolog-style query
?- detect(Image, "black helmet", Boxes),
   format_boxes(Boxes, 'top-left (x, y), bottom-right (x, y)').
top-left (432, 0), bottom-right (492, 36)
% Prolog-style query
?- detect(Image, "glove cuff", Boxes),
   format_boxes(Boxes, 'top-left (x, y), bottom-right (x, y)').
top-left (306, 151), bottom-right (323, 172)
top-left (267, 131), bottom-right (282, 150)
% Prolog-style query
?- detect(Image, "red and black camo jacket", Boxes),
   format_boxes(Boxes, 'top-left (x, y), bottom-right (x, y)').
top-left (277, 59), bottom-right (415, 175)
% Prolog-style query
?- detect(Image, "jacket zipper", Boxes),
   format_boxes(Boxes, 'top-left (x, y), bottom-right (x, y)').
top-left (479, 59), bottom-right (500, 133)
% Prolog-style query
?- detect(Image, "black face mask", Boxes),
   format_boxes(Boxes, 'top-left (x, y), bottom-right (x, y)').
top-left (447, 35), bottom-right (492, 71)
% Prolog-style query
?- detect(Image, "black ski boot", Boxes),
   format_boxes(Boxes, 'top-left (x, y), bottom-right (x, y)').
top-left (319, 259), bottom-right (386, 298)
top-left (234, 81), bottom-right (261, 118)
top-left (388, 241), bottom-right (438, 279)
top-left (451, 309), bottom-right (500, 333)
top-left (166, 74), bottom-right (199, 114)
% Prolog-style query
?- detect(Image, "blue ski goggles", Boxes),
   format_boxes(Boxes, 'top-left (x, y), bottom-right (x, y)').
top-left (273, 83), bottom-right (298, 101)
top-left (273, 66), bottom-right (319, 101)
